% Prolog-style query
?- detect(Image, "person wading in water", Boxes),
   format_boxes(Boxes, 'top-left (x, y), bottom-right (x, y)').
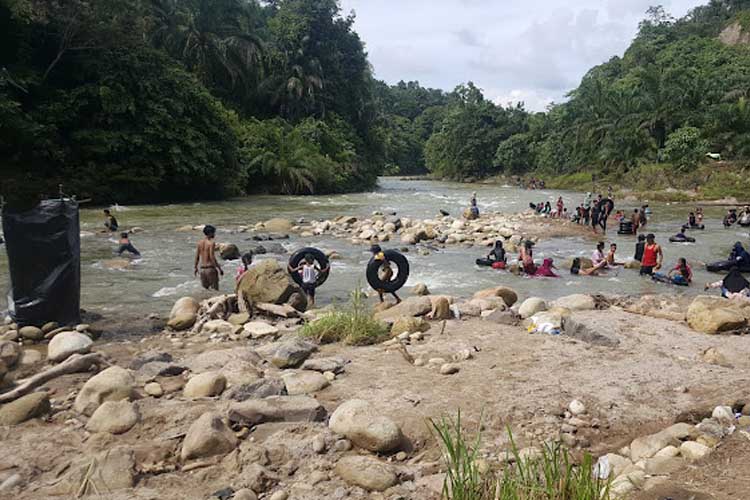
top-left (639, 233), bottom-right (663, 276)
top-left (194, 225), bottom-right (223, 290)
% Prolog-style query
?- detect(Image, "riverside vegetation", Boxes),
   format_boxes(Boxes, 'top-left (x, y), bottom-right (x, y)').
top-left (4, 0), bottom-right (750, 206)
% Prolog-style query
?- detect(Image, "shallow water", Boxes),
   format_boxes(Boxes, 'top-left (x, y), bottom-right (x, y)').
top-left (0, 178), bottom-right (746, 319)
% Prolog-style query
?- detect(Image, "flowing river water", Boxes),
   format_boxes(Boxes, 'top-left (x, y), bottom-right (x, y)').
top-left (1, 178), bottom-right (747, 321)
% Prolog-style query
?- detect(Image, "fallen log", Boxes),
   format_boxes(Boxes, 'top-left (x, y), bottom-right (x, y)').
top-left (0, 353), bottom-right (108, 404)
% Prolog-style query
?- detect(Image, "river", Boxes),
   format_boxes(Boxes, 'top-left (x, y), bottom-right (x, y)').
top-left (1, 178), bottom-right (747, 320)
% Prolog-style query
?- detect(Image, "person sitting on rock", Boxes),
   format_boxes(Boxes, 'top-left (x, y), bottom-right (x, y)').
top-left (582, 241), bottom-right (608, 276)
top-left (236, 252), bottom-right (253, 283)
top-left (534, 258), bottom-right (559, 277)
top-left (370, 245), bottom-right (401, 304)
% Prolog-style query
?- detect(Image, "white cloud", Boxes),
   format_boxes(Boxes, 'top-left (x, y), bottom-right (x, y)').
top-left (340, 0), bottom-right (706, 111)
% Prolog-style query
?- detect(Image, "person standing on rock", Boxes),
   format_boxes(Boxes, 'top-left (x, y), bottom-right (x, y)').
top-left (194, 225), bottom-right (223, 290)
top-left (639, 233), bottom-right (663, 276)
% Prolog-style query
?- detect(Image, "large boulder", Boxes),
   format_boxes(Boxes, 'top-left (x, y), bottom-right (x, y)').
top-left (263, 218), bottom-right (293, 233)
top-left (472, 286), bottom-right (518, 307)
top-left (48, 448), bottom-right (135, 496)
top-left (335, 456), bottom-right (397, 491)
top-left (686, 296), bottom-right (748, 334)
top-left (429, 296), bottom-right (452, 320)
top-left (271, 340), bottom-right (316, 368)
top-left (282, 371), bottom-right (330, 395)
top-left (329, 399), bottom-right (402, 453)
top-left (218, 243), bottom-right (241, 260)
top-left (374, 296), bottom-right (432, 321)
top-left (74, 366), bottom-right (135, 416)
top-left (0, 341), bottom-right (21, 369)
top-left (0, 392), bottom-right (50, 425)
top-left (228, 396), bottom-right (327, 426)
top-left (391, 316), bottom-right (430, 336)
top-left (85, 400), bottom-right (140, 434)
top-left (553, 294), bottom-right (596, 311)
top-left (168, 297), bottom-right (200, 331)
top-left (47, 331), bottom-right (93, 363)
top-left (183, 371), bottom-right (227, 398)
top-left (518, 297), bottom-right (547, 319)
top-left (236, 259), bottom-right (305, 310)
top-left (181, 412), bottom-right (238, 461)
top-left (19, 326), bottom-right (43, 341)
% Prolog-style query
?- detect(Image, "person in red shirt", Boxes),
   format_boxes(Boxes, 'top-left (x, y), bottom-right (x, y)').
top-left (639, 233), bottom-right (663, 276)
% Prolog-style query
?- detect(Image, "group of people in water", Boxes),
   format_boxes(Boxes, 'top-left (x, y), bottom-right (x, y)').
top-left (103, 189), bottom-right (750, 306)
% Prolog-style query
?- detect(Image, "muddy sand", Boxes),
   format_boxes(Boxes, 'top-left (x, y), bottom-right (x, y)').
top-left (2, 298), bottom-right (750, 499)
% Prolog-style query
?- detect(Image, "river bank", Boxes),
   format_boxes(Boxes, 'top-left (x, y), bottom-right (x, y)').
top-left (4, 177), bottom-right (749, 325)
top-left (1, 279), bottom-right (750, 499)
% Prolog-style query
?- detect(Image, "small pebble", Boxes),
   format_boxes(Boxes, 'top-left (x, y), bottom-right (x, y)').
top-left (144, 382), bottom-right (163, 397)
top-left (395, 451), bottom-right (408, 461)
top-left (269, 491), bottom-right (288, 500)
top-left (440, 363), bottom-right (460, 375)
top-left (413, 357), bottom-right (425, 367)
top-left (323, 371), bottom-right (336, 382)
top-left (428, 357), bottom-right (446, 365)
top-left (312, 436), bottom-right (326, 454)
top-left (334, 439), bottom-right (352, 452)
top-left (232, 489), bottom-right (257, 500)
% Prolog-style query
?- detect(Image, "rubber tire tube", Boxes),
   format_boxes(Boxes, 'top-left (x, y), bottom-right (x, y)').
top-left (367, 250), bottom-right (410, 293)
top-left (288, 247), bottom-right (330, 288)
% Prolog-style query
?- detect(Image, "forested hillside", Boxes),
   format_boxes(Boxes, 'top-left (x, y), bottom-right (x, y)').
top-left (414, 0), bottom-right (750, 192)
top-left (0, 0), bottom-right (385, 204)
top-left (2, 0), bottom-right (750, 205)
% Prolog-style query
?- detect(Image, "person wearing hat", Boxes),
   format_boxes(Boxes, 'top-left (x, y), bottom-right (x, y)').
top-left (639, 233), bottom-right (662, 276)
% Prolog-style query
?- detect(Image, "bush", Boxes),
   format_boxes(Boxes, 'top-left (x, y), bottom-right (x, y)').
top-left (662, 126), bottom-right (708, 170)
top-left (300, 287), bottom-right (389, 345)
top-left (431, 411), bottom-right (611, 500)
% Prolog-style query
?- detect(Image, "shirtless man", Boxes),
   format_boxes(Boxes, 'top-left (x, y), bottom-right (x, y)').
top-left (194, 225), bottom-right (223, 290)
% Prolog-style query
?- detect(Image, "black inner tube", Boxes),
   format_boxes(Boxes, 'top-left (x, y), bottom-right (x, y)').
top-left (366, 250), bottom-right (410, 293)
top-left (288, 247), bottom-right (330, 288)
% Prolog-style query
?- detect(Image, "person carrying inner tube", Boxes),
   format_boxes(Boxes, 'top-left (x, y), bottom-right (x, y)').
top-left (289, 253), bottom-right (329, 307)
top-left (705, 268), bottom-right (750, 300)
top-left (370, 245), bottom-right (402, 304)
top-left (729, 241), bottom-right (750, 267)
top-left (519, 240), bottom-right (536, 274)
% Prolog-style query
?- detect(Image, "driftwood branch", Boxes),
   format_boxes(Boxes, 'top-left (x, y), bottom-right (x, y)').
top-left (0, 353), bottom-right (108, 404)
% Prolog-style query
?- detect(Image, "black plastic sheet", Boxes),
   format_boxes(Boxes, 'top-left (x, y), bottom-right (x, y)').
top-left (2, 198), bottom-right (81, 326)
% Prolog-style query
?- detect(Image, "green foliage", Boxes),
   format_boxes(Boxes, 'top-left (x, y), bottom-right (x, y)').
top-left (0, 0), bottom-right (382, 205)
top-left (495, 134), bottom-right (533, 175)
top-left (662, 126), bottom-right (709, 169)
top-left (431, 411), bottom-right (611, 500)
top-left (300, 287), bottom-right (389, 345)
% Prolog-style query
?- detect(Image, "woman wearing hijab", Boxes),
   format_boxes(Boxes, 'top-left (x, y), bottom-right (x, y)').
top-left (535, 258), bottom-right (559, 278)
top-left (705, 268), bottom-right (750, 300)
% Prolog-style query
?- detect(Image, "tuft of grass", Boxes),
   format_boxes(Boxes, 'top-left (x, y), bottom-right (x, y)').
top-left (431, 411), bottom-right (611, 500)
top-left (300, 286), bottom-right (389, 345)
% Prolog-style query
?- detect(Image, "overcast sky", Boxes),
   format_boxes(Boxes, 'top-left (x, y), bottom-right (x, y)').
top-left (339, 0), bottom-right (705, 111)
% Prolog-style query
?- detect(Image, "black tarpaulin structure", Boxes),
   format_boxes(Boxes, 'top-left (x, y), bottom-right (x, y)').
top-left (2, 198), bottom-right (81, 326)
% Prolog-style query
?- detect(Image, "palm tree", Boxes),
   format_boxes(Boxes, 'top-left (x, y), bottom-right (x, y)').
top-left (248, 127), bottom-right (326, 194)
top-left (148, 0), bottom-right (264, 88)
top-left (261, 55), bottom-right (324, 120)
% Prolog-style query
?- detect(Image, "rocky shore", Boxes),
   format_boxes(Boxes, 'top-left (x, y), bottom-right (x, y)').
top-left (1, 258), bottom-right (750, 499)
